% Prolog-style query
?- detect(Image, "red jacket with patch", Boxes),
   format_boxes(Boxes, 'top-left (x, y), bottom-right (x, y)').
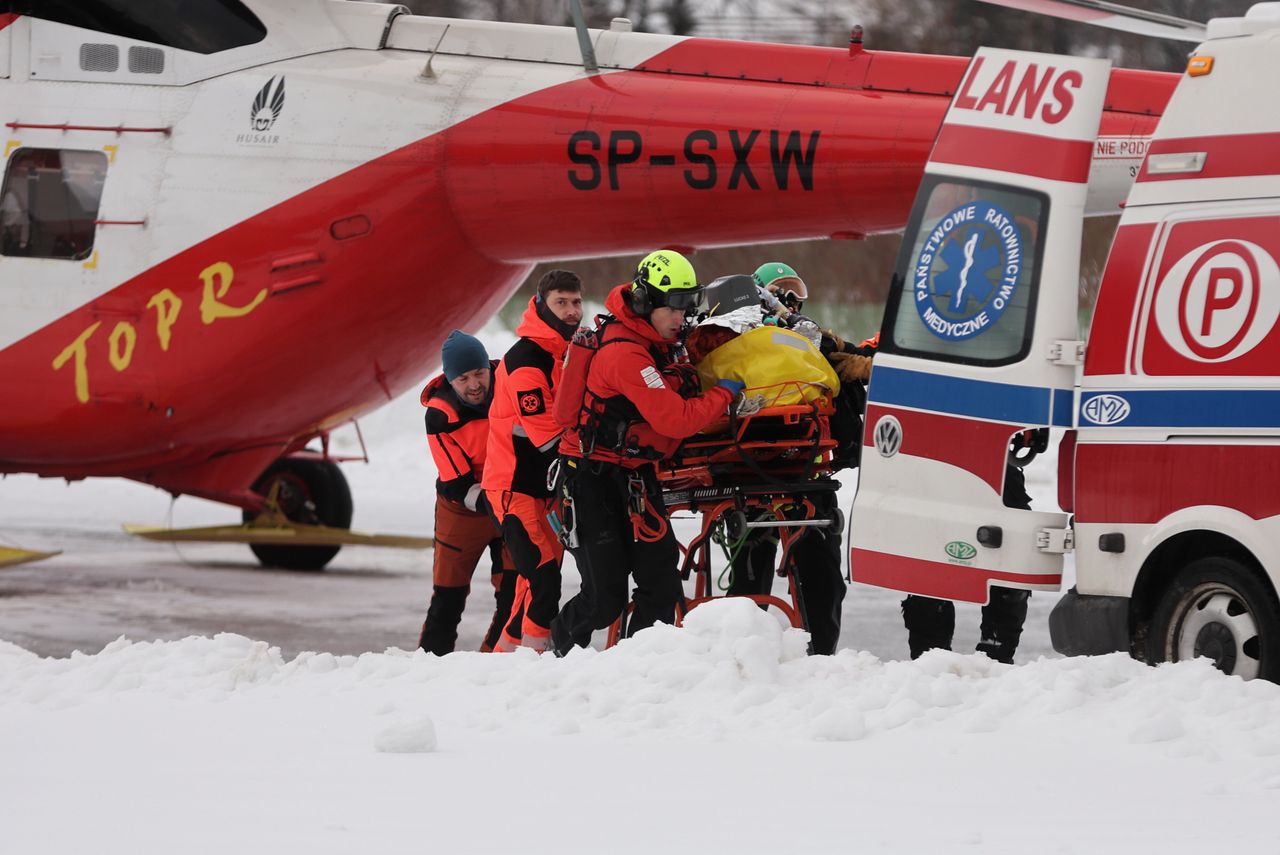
top-left (421, 360), bottom-right (497, 511)
top-left (482, 298), bottom-right (569, 497)
top-left (562, 284), bottom-right (733, 469)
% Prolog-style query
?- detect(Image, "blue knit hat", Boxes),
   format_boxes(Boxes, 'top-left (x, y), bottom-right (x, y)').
top-left (441, 330), bottom-right (489, 381)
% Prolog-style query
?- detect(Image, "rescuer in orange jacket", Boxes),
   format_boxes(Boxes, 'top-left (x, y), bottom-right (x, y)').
top-left (550, 250), bottom-right (740, 655)
top-left (482, 270), bottom-right (583, 651)
top-left (418, 330), bottom-right (515, 655)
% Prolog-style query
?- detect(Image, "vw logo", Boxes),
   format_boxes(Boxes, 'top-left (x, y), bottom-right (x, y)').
top-left (1080, 394), bottom-right (1131, 426)
top-left (873, 415), bottom-right (903, 458)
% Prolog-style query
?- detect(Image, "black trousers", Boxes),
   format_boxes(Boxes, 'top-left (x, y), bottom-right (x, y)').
top-left (552, 461), bottom-right (685, 653)
top-left (900, 588), bottom-right (1030, 663)
top-left (725, 490), bottom-right (846, 655)
top-left (901, 464), bottom-right (1032, 664)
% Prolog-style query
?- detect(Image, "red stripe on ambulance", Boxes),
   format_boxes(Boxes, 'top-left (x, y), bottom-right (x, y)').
top-left (1137, 132), bottom-right (1280, 182)
top-left (864, 404), bottom-right (1015, 495)
top-left (931, 125), bottom-right (1094, 182)
top-left (851, 548), bottom-right (1061, 603)
top-left (1075, 443), bottom-right (1280, 524)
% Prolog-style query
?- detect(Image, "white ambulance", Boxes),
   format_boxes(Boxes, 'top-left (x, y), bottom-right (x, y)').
top-left (850, 4), bottom-right (1280, 680)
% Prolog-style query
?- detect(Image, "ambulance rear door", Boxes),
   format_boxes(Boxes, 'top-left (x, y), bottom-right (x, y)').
top-left (849, 48), bottom-right (1110, 603)
top-left (0, 13), bottom-right (12, 78)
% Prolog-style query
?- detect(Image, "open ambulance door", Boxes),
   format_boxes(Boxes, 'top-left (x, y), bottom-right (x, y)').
top-left (0, 14), bottom-right (12, 78)
top-left (850, 48), bottom-right (1110, 603)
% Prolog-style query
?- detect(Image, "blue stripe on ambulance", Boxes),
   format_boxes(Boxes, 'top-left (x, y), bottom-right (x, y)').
top-left (1080, 389), bottom-right (1280, 429)
top-left (870, 366), bottom-right (1073, 426)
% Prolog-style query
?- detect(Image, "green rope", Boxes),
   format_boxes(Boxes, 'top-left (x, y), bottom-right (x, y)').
top-left (712, 512), bottom-right (780, 592)
top-left (710, 516), bottom-right (748, 591)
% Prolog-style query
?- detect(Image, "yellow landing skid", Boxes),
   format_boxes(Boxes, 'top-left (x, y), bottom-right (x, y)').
top-left (122, 521), bottom-right (433, 549)
top-left (0, 547), bottom-right (62, 569)
top-left (123, 479), bottom-right (433, 550)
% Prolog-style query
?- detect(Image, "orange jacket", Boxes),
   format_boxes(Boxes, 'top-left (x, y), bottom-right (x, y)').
top-left (421, 360), bottom-right (497, 510)
top-left (482, 298), bottom-right (569, 497)
top-left (562, 284), bottom-right (732, 468)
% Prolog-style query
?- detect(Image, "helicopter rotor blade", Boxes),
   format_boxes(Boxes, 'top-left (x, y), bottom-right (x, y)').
top-left (971, 0), bottom-right (1206, 42)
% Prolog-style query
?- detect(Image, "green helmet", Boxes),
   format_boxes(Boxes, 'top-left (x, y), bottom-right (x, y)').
top-left (632, 249), bottom-right (703, 314)
top-left (753, 261), bottom-right (808, 311)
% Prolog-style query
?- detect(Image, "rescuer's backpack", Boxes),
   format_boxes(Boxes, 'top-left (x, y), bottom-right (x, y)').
top-left (553, 315), bottom-right (611, 430)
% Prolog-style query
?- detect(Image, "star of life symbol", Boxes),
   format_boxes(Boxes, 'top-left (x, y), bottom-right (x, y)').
top-left (913, 200), bottom-right (1023, 341)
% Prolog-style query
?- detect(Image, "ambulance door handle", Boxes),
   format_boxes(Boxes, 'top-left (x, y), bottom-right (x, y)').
top-left (977, 526), bottom-right (1003, 548)
top-left (1036, 528), bottom-right (1075, 553)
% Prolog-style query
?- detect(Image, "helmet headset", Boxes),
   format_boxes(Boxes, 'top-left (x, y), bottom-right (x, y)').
top-left (630, 249), bottom-right (704, 317)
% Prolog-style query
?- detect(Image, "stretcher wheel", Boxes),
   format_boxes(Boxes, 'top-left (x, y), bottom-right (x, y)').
top-left (829, 505), bottom-right (845, 532)
top-left (724, 509), bottom-right (748, 541)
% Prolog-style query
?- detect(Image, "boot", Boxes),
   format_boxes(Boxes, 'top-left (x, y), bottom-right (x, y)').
top-left (976, 587), bottom-right (1030, 664)
top-left (901, 595), bottom-right (955, 659)
top-left (418, 585), bottom-right (469, 656)
top-left (519, 622), bottom-right (551, 653)
top-left (549, 615), bottom-right (573, 658)
top-left (482, 570), bottom-right (517, 652)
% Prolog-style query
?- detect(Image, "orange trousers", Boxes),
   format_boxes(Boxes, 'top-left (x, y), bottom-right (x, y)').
top-left (486, 489), bottom-right (564, 651)
top-left (418, 496), bottom-right (514, 654)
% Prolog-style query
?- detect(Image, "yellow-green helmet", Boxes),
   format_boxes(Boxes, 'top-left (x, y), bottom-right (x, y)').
top-left (632, 249), bottom-right (703, 314)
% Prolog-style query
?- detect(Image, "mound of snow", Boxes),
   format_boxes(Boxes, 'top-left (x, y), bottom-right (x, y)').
top-left (5, 608), bottom-right (1280, 855)
top-left (374, 717), bottom-right (438, 754)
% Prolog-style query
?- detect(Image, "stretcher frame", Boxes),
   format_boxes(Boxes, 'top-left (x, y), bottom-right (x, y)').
top-left (606, 382), bottom-right (842, 646)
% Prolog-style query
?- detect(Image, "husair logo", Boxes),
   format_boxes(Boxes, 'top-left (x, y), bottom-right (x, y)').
top-left (945, 541), bottom-right (977, 561)
top-left (238, 76), bottom-right (285, 145)
top-left (251, 75), bottom-right (285, 131)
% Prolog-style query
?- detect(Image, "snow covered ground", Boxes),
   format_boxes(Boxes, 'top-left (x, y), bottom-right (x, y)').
top-left (3, 319), bottom-right (1280, 854)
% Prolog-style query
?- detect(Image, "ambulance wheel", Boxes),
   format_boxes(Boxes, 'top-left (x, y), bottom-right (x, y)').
top-left (1146, 556), bottom-right (1280, 682)
top-left (243, 458), bottom-right (353, 571)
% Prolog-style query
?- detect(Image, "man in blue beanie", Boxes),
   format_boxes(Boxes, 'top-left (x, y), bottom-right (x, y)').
top-left (441, 330), bottom-right (490, 393)
top-left (417, 330), bottom-right (515, 654)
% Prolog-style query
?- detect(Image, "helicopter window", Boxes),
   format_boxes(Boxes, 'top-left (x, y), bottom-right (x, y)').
top-left (7, 0), bottom-right (267, 55)
top-left (1, 148), bottom-right (108, 262)
top-left (880, 176), bottom-right (1048, 367)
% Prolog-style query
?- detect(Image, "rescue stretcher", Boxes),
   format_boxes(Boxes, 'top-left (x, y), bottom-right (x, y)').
top-left (605, 380), bottom-right (843, 645)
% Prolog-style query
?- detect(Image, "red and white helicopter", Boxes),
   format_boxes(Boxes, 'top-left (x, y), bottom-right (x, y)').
top-left (0, 0), bottom-right (1180, 568)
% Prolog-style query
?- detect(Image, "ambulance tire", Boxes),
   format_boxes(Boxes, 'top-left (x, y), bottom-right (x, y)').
top-left (243, 458), bottom-right (354, 571)
top-left (1147, 556), bottom-right (1280, 682)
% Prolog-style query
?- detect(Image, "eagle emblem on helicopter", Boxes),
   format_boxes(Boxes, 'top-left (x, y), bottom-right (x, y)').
top-left (238, 75), bottom-right (285, 145)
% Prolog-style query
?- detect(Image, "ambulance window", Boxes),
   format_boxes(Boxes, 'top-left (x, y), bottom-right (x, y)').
top-left (1, 148), bottom-right (107, 261)
top-left (16, 0), bottom-right (267, 55)
top-left (881, 177), bottom-right (1048, 366)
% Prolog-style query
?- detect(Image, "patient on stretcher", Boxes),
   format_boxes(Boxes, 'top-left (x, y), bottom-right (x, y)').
top-left (686, 275), bottom-right (838, 414)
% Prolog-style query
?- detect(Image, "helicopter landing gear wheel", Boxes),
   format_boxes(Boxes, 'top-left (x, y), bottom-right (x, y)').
top-left (242, 458), bottom-right (353, 571)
